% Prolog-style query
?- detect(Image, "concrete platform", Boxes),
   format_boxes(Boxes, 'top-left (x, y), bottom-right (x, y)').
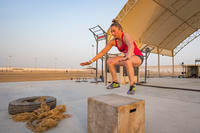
top-left (0, 78), bottom-right (200, 133)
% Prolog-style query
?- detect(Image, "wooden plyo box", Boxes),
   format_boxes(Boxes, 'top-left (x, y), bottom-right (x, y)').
top-left (88, 94), bottom-right (145, 133)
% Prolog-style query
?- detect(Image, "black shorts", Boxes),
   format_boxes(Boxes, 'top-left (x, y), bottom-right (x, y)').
top-left (136, 55), bottom-right (144, 65)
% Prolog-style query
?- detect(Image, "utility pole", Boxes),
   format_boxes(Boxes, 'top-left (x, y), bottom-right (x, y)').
top-left (8, 56), bottom-right (12, 70)
top-left (35, 57), bottom-right (37, 70)
top-left (54, 57), bottom-right (57, 71)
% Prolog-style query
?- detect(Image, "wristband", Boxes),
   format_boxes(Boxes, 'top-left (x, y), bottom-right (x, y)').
top-left (89, 60), bottom-right (94, 63)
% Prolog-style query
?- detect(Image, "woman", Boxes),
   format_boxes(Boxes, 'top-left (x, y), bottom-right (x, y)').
top-left (80, 19), bottom-right (143, 95)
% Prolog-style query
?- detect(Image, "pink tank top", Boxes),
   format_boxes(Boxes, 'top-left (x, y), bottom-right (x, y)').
top-left (115, 33), bottom-right (143, 56)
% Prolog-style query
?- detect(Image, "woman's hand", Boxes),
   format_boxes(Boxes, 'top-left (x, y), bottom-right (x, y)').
top-left (119, 56), bottom-right (129, 62)
top-left (80, 61), bottom-right (91, 66)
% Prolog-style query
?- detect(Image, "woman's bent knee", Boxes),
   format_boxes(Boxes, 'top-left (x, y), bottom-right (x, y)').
top-left (124, 60), bottom-right (132, 67)
top-left (107, 58), bottom-right (116, 65)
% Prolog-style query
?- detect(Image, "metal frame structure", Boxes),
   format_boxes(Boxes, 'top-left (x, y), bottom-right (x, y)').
top-left (195, 58), bottom-right (200, 65)
top-left (174, 29), bottom-right (200, 56)
top-left (139, 47), bottom-right (154, 83)
top-left (89, 25), bottom-right (107, 84)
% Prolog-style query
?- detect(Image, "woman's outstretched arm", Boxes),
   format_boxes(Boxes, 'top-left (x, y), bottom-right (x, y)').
top-left (80, 40), bottom-right (115, 66)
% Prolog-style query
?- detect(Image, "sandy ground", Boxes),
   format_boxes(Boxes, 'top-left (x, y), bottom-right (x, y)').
top-left (0, 71), bottom-right (96, 82)
top-left (0, 65), bottom-right (188, 82)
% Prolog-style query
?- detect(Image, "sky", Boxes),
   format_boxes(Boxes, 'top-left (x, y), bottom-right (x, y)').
top-left (0, 0), bottom-right (199, 69)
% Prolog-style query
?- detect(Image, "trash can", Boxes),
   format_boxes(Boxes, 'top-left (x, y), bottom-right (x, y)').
top-left (88, 94), bottom-right (145, 133)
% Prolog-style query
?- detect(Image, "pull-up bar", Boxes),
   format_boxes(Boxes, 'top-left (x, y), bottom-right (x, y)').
top-left (89, 25), bottom-right (107, 84)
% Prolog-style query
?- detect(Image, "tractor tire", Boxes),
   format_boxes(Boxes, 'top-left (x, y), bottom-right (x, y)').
top-left (8, 96), bottom-right (56, 115)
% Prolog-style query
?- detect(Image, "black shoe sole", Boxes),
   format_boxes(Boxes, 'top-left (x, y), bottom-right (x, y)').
top-left (106, 86), bottom-right (120, 89)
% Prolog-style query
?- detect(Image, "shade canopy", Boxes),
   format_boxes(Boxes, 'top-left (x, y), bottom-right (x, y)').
top-left (107, 0), bottom-right (200, 56)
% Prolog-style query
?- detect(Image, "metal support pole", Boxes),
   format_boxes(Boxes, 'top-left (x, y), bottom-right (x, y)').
top-left (96, 41), bottom-right (98, 83)
top-left (157, 47), bottom-right (160, 77)
top-left (172, 50), bottom-right (175, 77)
top-left (105, 35), bottom-right (108, 85)
top-left (144, 50), bottom-right (148, 83)
top-left (101, 57), bottom-right (104, 82)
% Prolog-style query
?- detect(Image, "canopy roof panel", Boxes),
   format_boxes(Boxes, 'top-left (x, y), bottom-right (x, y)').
top-left (107, 0), bottom-right (200, 56)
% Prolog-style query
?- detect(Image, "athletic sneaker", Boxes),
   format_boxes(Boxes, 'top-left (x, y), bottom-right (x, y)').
top-left (106, 82), bottom-right (120, 89)
top-left (127, 85), bottom-right (135, 95)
